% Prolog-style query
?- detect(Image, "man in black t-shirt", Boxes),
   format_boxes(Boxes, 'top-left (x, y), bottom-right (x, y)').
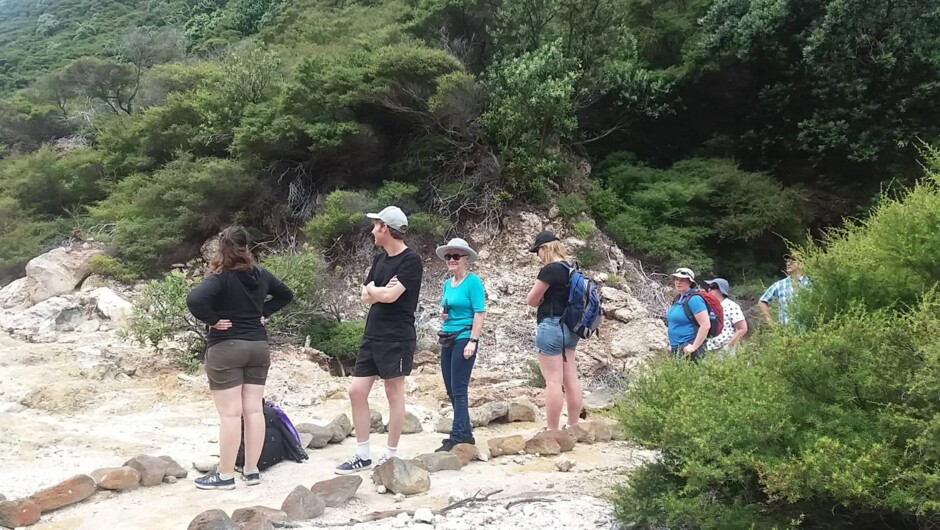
top-left (335, 205), bottom-right (424, 475)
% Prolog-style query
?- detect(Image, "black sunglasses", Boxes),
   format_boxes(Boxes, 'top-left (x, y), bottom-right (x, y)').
top-left (444, 254), bottom-right (466, 261)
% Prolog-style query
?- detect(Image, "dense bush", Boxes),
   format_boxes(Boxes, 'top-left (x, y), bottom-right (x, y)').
top-left (91, 156), bottom-right (260, 272)
top-left (614, 154), bottom-right (940, 529)
top-left (592, 155), bottom-right (804, 271)
top-left (309, 319), bottom-right (366, 362)
top-left (260, 248), bottom-right (326, 338)
top-left (0, 146), bottom-right (107, 217)
top-left (124, 270), bottom-right (206, 373)
top-left (303, 190), bottom-right (372, 249)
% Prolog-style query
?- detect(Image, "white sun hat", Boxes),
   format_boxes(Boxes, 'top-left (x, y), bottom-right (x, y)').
top-left (435, 237), bottom-right (479, 263)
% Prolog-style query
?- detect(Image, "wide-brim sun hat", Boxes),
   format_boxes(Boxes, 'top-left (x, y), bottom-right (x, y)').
top-left (670, 267), bottom-right (697, 287)
top-left (435, 237), bottom-right (479, 263)
top-left (704, 278), bottom-right (730, 297)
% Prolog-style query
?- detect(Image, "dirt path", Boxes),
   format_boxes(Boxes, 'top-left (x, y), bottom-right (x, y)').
top-left (0, 333), bottom-right (651, 529)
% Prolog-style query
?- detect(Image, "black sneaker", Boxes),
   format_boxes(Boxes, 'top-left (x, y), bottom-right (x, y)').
top-left (242, 471), bottom-right (261, 486)
top-left (194, 471), bottom-right (235, 490)
top-left (435, 439), bottom-right (456, 452)
top-left (335, 455), bottom-right (372, 475)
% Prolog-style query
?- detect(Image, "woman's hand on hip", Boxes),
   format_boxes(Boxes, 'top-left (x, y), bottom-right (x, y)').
top-left (210, 319), bottom-right (232, 330)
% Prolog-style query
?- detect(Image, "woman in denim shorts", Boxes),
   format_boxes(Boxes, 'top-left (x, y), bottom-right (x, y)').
top-left (524, 231), bottom-right (584, 431)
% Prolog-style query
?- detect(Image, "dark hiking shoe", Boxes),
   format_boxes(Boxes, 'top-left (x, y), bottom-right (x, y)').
top-left (435, 439), bottom-right (457, 452)
top-left (242, 471), bottom-right (261, 486)
top-left (194, 471), bottom-right (235, 490)
top-left (335, 455), bottom-right (372, 475)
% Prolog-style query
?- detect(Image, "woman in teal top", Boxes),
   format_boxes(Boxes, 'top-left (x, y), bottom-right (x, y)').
top-left (435, 237), bottom-right (486, 452)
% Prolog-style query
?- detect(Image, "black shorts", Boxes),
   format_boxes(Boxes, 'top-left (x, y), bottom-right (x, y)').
top-left (354, 339), bottom-right (415, 379)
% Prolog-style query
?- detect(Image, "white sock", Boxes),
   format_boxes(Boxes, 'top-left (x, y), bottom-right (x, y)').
top-left (242, 467), bottom-right (258, 475)
top-left (385, 445), bottom-right (397, 458)
top-left (357, 441), bottom-right (371, 460)
top-left (218, 472), bottom-right (234, 480)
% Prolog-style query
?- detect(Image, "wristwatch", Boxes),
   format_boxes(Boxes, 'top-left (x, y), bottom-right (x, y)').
top-left (469, 338), bottom-right (479, 343)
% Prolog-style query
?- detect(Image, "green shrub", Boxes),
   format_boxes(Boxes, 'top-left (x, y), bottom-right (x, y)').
top-left (88, 254), bottom-right (141, 283)
top-left (0, 146), bottom-right (107, 217)
top-left (308, 320), bottom-right (366, 361)
top-left (572, 219), bottom-right (597, 239)
top-left (374, 181), bottom-right (420, 213)
top-left (556, 193), bottom-right (589, 221)
top-left (260, 248), bottom-right (326, 337)
top-left (92, 156), bottom-right (260, 273)
top-left (614, 152), bottom-right (940, 529)
top-left (124, 271), bottom-right (206, 374)
top-left (409, 212), bottom-right (451, 237)
top-left (586, 183), bottom-right (627, 222)
top-left (575, 245), bottom-right (600, 269)
top-left (303, 190), bottom-right (371, 249)
top-left (0, 198), bottom-right (52, 277)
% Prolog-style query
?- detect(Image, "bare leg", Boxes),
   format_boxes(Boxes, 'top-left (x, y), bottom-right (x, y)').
top-left (211, 386), bottom-right (243, 475)
top-left (240, 384), bottom-right (266, 472)
top-left (384, 376), bottom-right (406, 448)
top-left (537, 353), bottom-right (564, 430)
top-left (561, 349), bottom-right (583, 426)
top-left (348, 376), bottom-right (376, 443)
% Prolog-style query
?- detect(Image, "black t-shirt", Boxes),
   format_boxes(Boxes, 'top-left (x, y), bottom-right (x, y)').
top-left (186, 266), bottom-right (294, 347)
top-left (536, 261), bottom-right (571, 323)
top-left (363, 247), bottom-right (424, 341)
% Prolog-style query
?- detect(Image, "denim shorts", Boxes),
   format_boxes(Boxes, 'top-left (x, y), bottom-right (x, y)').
top-left (535, 317), bottom-right (580, 355)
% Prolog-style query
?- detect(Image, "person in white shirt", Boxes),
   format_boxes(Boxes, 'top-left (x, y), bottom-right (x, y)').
top-left (703, 278), bottom-right (748, 352)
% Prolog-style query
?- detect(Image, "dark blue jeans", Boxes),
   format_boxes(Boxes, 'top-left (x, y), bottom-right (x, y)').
top-left (440, 337), bottom-right (476, 441)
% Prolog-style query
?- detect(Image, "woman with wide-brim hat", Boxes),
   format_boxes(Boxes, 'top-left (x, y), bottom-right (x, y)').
top-left (434, 237), bottom-right (486, 452)
top-left (666, 267), bottom-right (710, 361)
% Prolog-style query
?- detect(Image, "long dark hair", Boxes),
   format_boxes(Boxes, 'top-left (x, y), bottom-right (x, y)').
top-left (208, 225), bottom-right (255, 274)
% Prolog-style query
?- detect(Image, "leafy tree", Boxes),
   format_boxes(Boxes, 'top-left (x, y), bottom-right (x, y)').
top-left (0, 146), bottom-right (107, 217)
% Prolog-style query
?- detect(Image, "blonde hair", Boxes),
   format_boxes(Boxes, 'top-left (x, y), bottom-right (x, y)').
top-left (538, 240), bottom-right (568, 264)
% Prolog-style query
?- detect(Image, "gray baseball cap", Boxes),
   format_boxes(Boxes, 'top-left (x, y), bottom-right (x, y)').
top-left (366, 206), bottom-right (408, 232)
top-left (704, 278), bottom-right (730, 297)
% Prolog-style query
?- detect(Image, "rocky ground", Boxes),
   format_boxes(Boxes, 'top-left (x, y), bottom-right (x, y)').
top-left (0, 329), bottom-right (653, 530)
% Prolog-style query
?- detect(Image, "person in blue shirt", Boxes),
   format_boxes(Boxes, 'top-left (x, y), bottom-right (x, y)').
top-left (666, 267), bottom-right (711, 361)
top-left (434, 237), bottom-right (486, 452)
top-left (759, 252), bottom-right (811, 325)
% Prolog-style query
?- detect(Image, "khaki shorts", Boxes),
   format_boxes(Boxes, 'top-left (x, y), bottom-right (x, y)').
top-left (206, 340), bottom-right (270, 390)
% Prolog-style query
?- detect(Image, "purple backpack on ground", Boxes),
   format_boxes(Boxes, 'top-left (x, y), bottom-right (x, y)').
top-left (266, 399), bottom-right (303, 446)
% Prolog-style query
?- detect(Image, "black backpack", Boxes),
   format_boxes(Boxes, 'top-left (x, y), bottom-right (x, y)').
top-left (236, 405), bottom-right (308, 471)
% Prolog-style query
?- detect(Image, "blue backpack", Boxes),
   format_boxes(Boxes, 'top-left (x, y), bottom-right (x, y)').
top-left (560, 262), bottom-right (603, 339)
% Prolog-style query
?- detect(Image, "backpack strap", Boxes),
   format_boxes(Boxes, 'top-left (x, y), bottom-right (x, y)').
top-left (681, 290), bottom-right (703, 332)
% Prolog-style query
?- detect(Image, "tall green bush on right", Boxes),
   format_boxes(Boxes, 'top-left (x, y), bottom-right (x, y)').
top-left (613, 147), bottom-right (940, 529)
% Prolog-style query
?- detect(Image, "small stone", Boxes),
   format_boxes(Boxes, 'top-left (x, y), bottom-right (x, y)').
top-left (370, 409), bottom-right (386, 433)
top-left (524, 436), bottom-right (561, 455)
top-left (450, 443), bottom-right (480, 466)
top-left (547, 483), bottom-right (555, 489)
top-left (0, 494), bottom-right (5, 502)
top-left (469, 401), bottom-right (509, 427)
top-left (399, 411), bottom-right (423, 434)
top-left (231, 506), bottom-right (287, 526)
top-left (376, 485), bottom-right (387, 494)
top-left (29, 474), bottom-right (96, 512)
top-left (90, 467), bottom-right (141, 490)
top-left (507, 398), bottom-right (538, 423)
top-left (411, 453), bottom-right (462, 472)
top-left (310, 475), bottom-right (362, 507)
top-left (124, 455), bottom-right (169, 486)
top-left (435, 413), bottom-right (452, 434)
top-left (163, 475), bottom-right (178, 484)
top-left (208, 436), bottom-right (219, 443)
top-left (327, 414), bottom-right (353, 443)
top-left (295, 423), bottom-right (333, 448)
top-left (554, 456), bottom-right (576, 472)
top-left (0, 499), bottom-right (41, 528)
top-left (532, 430), bottom-right (576, 452)
top-left (193, 457), bottom-right (219, 473)
top-left (394, 493), bottom-right (405, 503)
top-left (158, 456), bottom-right (189, 479)
top-left (592, 420), bottom-right (613, 443)
top-left (281, 485), bottom-right (326, 521)
top-left (374, 457), bottom-right (431, 495)
top-left (487, 435), bottom-right (526, 457)
top-left (188, 509), bottom-right (238, 530)
top-left (299, 432), bottom-right (314, 448)
top-left (567, 423), bottom-right (596, 444)
top-left (413, 507), bottom-right (434, 524)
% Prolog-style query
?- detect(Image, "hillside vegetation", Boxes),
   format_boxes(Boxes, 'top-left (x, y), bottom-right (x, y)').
top-left (1, 0), bottom-right (937, 285)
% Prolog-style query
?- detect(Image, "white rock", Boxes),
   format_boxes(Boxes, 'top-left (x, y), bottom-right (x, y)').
top-left (0, 278), bottom-right (30, 309)
top-left (554, 456), bottom-right (575, 472)
top-left (193, 457), bottom-right (219, 473)
top-left (448, 488), bottom-right (467, 503)
top-left (413, 508), bottom-right (434, 524)
top-left (607, 318), bottom-right (668, 358)
top-left (0, 296), bottom-right (81, 342)
top-left (394, 493), bottom-right (405, 503)
top-left (92, 287), bottom-right (133, 327)
top-left (377, 485), bottom-right (387, 494)
top-left (25, 245), bottom-right (104, 304)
